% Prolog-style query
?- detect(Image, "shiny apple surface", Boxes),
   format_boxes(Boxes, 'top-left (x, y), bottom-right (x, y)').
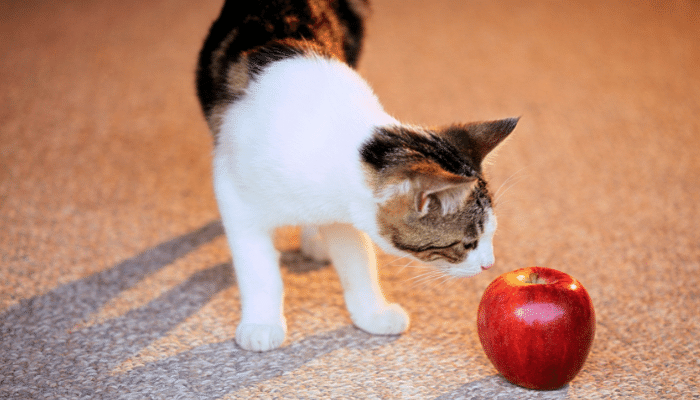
top-left (477, 267), bottom-right (596, 390)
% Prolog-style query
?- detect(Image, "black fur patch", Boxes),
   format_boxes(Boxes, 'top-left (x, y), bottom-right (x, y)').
top-left (246, 42), bottom-right (308, 77)
top-left (196, 0), bottom-right (367, 116)
top-left (441, 118), bottom-right (519, 164)
top-left (360, 126), bottom-right (481, 179)
top-left (333, 0), bottom-right (368, 67)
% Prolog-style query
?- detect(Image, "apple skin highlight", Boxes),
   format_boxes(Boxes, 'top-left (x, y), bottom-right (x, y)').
top-left (477, 266), bottom-right (596, 390)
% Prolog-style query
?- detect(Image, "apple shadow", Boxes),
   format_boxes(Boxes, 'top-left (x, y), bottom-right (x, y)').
top-left (434, 374), bottom-right (570, 400)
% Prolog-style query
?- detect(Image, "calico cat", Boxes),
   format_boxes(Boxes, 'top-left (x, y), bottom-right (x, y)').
top-left (196, 0), bottom-right (518, 352)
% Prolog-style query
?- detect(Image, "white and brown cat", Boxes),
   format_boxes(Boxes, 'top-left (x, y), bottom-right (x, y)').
top-left (196, 0), bottom-right (518, 351)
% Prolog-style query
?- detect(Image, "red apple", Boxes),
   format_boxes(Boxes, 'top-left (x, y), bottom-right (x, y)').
top-left (477, 266), bottom-right (595, 390)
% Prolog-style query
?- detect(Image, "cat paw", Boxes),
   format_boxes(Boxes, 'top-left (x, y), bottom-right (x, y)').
top-left (351, 303), bottom-right (410, 335)
top-left (235, 323), bottom-right (286, 352)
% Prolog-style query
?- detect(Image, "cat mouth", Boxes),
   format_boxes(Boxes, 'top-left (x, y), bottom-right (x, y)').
top-left (438, 255), bottom-right (495, 276)
top-left (445, 265), bottom-right (485, 278)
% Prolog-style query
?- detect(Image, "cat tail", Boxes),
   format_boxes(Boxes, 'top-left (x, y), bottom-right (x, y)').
top-left (335, 0), bottom-right (372, 68)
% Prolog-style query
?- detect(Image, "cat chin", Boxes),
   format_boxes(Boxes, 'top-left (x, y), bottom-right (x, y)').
top-left (443, 262), bottom-right (491, 278)
top-left (419, 257), bottom-right (489, 278)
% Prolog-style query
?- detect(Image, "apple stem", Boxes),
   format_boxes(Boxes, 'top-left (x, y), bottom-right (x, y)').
top-left (526, 273), bottom-right (548, 284)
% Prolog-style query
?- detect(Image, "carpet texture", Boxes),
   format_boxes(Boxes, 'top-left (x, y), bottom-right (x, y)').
top-left (2, 0), bottom-right (699, 398)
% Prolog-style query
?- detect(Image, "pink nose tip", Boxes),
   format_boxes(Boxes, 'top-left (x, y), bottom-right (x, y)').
top-left (481, 264), bottom-right (494, 271)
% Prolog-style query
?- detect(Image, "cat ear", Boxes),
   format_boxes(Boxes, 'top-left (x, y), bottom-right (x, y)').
top-left (442, 117), bottom-right (519, 164)
top-left (415, 179), bottom-right (477, 216)
top-left (410, 161), bottom-right (477, 215)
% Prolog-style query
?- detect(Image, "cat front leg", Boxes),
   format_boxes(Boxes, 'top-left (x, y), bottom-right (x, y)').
top-left (228, 230), bottom-right (287, 352)
top-left (225, 228), bottom-right (287, 351)
top-left (319, 223), bottom-right (409, 335)
top-left (214, 166), bottom-right (286, 352)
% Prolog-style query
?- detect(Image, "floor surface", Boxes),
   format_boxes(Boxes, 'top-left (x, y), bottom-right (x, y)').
top-left (2, 0), bottom-right (699, 398)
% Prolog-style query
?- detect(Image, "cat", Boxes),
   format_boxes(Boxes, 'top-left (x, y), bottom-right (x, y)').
top-left (196, 0), bottom-right (518, 352)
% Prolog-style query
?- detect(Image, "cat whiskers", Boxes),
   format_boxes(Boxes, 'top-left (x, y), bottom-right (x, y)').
top-left (493, 164), bottom-right (533, 207)
top-left (387, 255), bottom-right (418, 272)
top-left (441, 272), bottom-right (462, 290)
top-left (385, 254), bottom-right (475, 291)
top-left (406, 268), bottom-right (452, 290)
top-left (386, 256), bottom-right (462, 290)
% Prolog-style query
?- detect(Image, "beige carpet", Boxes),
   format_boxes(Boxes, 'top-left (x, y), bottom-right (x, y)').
top-left (2, 0), bottom-right (699, 398)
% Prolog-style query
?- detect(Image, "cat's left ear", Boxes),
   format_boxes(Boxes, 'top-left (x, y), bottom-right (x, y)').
top-left (442, 117), bottom-right (519, 164)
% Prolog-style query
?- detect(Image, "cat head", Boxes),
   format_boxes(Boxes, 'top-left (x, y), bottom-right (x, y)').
top-left (360, 117), bottom-right (518, 277)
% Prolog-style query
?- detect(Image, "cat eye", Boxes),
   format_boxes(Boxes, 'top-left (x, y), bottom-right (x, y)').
top-left (423, 240), bottom-right (477, 254)
top-left (427, 241), bottom-right (462, 251)
top-left (463, 240), bottom-right (478, 251)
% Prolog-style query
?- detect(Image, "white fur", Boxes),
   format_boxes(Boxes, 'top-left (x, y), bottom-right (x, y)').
top-left (214, 56), bottom-right (406, 351)
top-left (215, 56), bottom-right (395, 231)
top-left (376, 179), bottom-right (413, 203)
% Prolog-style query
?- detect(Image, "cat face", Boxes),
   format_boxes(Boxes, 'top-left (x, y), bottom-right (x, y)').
top-left (375, 179), bottom-right (497, 277)
top-left (361, 118), bottom-right (518, 277)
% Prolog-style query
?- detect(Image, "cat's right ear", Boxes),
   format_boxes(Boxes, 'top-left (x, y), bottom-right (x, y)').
top-left (408, 161), bottom-right (477, 215)
top-left (442, 117), bottom-right (519, 164)
top-left (412, 171), bottom-right (477, 216)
